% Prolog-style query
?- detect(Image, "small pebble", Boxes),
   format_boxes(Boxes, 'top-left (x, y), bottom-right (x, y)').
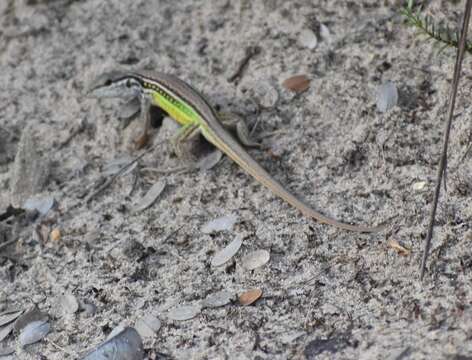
top-left (50, 228), bottom-right (61, 242)
top-left (412, 181), bottom-right (427, 191)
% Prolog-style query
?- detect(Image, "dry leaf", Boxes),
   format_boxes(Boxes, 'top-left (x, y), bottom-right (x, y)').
top-left (282, 75), bottom-right (310, 93)
top-left (239, 289), bottom-right (262, 305)
top-left (387, 239), bottom-right (411, 256)
top-left (132, 180), bottom-right (166, 213)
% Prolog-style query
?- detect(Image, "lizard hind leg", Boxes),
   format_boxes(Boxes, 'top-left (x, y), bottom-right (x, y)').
top-left (218, 112), bottom-right (261, 148)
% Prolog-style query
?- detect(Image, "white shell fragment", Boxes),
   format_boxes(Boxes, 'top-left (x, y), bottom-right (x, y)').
top-left (299, 29), bottom-right (318, 49)
top-left (202, 290), bottom-right (234, 308)
top-left (198, 150), bottom-right (223, 171)
top-left (23, 196), bottom-right (55, 215)
top-left (241, 250), bottom-right (270, 270)
top-left (135, 315), bottom-right (161, 338)
top-left (376, 81), bottom-right (398, 113)
top-left (19, 320), bottom-right (50, 347)
top-left (167, 304), bottom-right (202, 321)
top-left (211, 235), bottom-right (243, 267)
top-left (59, 293), bottom-right (79, 315)
top-left (202, 214), bottom-right (238, 234)
top-left (132, 180), bottom-right (166, 213)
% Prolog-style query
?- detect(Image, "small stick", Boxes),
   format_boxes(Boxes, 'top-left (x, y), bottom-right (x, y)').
top-left (58, 119), bottom-right (87, 149)
top-left (420, 0), bottom-right (472, 280)
top-left (85, 143), bottom-right (160, 204)
top-left (0, 237), bottom-right (18, 251)
top-left (227, 46), bottom-right (261, 83)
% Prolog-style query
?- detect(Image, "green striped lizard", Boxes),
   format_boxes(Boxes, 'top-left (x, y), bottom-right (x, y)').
top-left (88, 70), bottom-right (384, 233)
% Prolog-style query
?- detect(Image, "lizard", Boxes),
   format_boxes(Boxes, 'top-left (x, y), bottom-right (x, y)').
top-left (88, 70), bottom-right (385, 233)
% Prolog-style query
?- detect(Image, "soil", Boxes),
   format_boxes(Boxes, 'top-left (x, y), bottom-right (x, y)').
top-left (1, 0), bottom-right (472, 359)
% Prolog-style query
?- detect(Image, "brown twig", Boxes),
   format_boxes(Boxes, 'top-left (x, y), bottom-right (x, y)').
top-left (227, 46), bottom-right (261, 83)
top-left (0, 237), bottom-right (18, 251)
top-left (58, 119), bottom-right (87, 149)
top-left (420, 0), bottom-right (472, 280)
top-left (85, 143), bottom-right (159, 204)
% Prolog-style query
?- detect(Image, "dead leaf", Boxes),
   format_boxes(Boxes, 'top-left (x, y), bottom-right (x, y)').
top-left (387, 239), bottom-right (411, 256)
top-left (239, 289), bottom-right (262, 306)
top-left (132, 180), bottom-right (166, 213)
top-left (282, 75), bottom-right (310, 93)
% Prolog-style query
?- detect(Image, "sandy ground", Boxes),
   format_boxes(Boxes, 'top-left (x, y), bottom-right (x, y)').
top-left (1, 0), bottom-right (472, 359)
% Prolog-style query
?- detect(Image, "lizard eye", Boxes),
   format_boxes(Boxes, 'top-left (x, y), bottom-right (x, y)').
top-left (126, 80), bottom-right (132, 88)
top-left (104, 79), bottom-right (112, 86)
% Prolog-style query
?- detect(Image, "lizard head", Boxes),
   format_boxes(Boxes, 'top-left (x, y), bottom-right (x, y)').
top-left (88, 71), bottom-right (142, 99)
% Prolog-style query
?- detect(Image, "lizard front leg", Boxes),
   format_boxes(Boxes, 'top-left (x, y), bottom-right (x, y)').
top-left (134, 96), bottom-right (153, 149)
top-left (171, 123), bottom-right (200, 161)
